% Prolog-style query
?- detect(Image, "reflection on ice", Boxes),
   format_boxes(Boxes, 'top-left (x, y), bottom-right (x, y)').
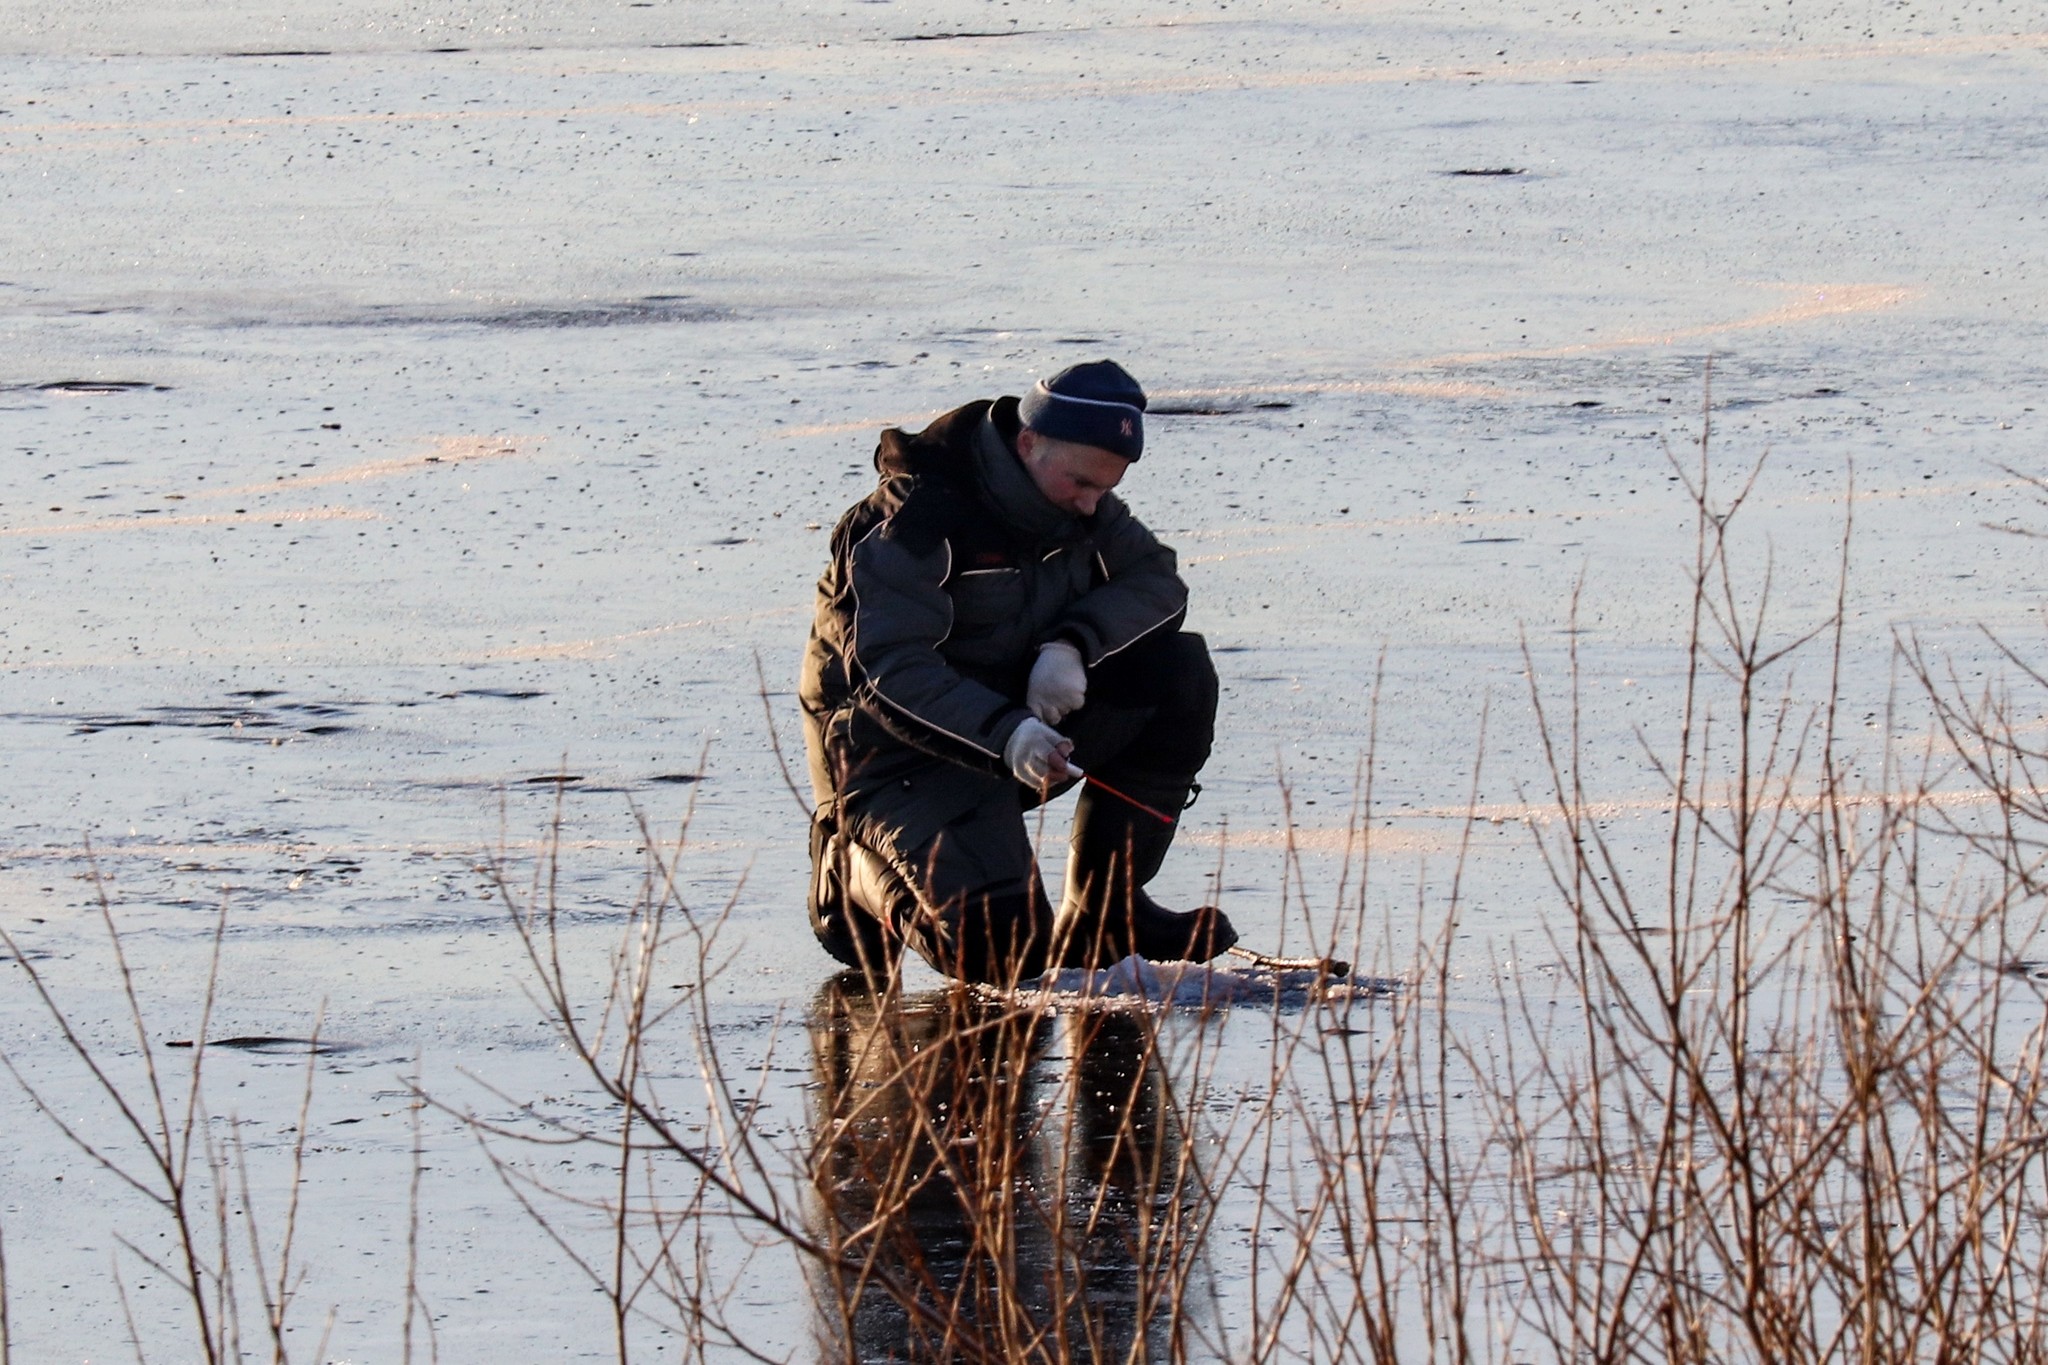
top-left (805, 977), bottom-right (1203, 1362)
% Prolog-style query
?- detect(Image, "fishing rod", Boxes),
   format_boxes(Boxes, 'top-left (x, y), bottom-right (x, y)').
top-left (1225, 945), bottom-right (1351, 979)
top-left (1065, 763), bottom-right (1177, 826)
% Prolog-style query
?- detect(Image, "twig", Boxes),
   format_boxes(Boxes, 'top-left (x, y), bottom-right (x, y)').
top-left (753, 648), bottom-right (813, 817)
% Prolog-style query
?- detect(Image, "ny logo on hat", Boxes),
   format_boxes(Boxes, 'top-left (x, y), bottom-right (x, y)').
top-left (1120, 418), bottom-right (1134, 437)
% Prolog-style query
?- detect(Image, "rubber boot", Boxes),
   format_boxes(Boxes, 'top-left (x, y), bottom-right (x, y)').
top-left (1054, 777), bottom-right (1237, 968)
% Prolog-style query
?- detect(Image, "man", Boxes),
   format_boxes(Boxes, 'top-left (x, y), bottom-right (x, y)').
top-left (800, 359), bottom-right (1238, 984)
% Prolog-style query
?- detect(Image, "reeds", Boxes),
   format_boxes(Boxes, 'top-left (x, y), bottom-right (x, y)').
top-left (10, 389), bottom-right (2048, 1359)
top-left (0, 879), bottom-right (332, 1364)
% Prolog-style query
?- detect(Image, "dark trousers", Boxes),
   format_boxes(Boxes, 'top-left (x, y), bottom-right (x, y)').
top-left (810, 630), bottom-right (1218, 983)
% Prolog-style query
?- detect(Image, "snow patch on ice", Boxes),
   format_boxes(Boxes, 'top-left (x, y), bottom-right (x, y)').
top-left (979, 955), bottom-right (1399, 1011)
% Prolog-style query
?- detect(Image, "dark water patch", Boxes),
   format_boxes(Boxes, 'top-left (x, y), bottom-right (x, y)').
top-left (231, 688), bottom-right (284, 700)
top-left (300, 724), bottom-right (349, 735)
top-left (1569, 399), bottom-right (1604, 408)
top-left (467, 299), bottom-right (730, 329)
top-left (1055, 337), bottom-right (1104, 345)
top-left (708, 536), bottom-right (751, 546)
top-left (502, 775), bottom-right (634, 794)
top-left (28, 379), bottom-right (171, 395)
top-left (1461, 536), bottom-right (1523, 545)
top-left (166, 1035), bottom-right (358, 1055)
top-left (650, 772), bottom-right (705, 785)
top-left (452, 688), bottom-right (546, 701)
top-left (147, 704), bottom-right (290, 731)
top-left (425, 46), bottom-right (470, 53)
top-left (1153, 401), bottom-right (1295, 417)
top-left (62, 697), bottom-right (362, 741)
top-left (1, 947), bottom-right (53, 964)
top-left (2004, 959), bottom-right (2048, 984)
top-left (224, 49), bottom-right (333, 57)
top-left (1445, 167), bottom-right (1524, 177)
top-left (70, 717), bottom-right (160, 733)
top-left (651, 40), bottom-right (747, 48)
top-left (892, 29), bottom-right (1034, 41)
top-left (64, 708), bottom-right (271, 736)
top-left (295, 298), bottom-right (731, 332)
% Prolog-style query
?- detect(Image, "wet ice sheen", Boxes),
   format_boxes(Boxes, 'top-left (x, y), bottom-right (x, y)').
top-left (4, 0), bottom-right (2047, 1356)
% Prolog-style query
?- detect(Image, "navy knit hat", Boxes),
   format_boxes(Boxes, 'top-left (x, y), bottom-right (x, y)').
top-left (1017, 359), bottom-right (1147, 462)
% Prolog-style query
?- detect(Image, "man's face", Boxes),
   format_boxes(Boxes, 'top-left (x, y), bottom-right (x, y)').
top-left (1017, 429), bottom-right (1130, 518)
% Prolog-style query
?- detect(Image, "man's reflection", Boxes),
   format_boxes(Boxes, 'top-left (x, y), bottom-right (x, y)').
top-left (804, 975), bottom-right (1205, 1362)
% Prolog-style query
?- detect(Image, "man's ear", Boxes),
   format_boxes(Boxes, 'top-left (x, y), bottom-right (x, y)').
top-left (1015, 427), bottom-right (1039, 462)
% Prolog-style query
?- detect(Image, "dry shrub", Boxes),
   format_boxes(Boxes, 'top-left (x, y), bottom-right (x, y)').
top-left (0, 890), bottom-right (338, 1365)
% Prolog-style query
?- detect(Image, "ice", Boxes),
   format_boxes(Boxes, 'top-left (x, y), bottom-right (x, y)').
top-left (1001, 952), bottom-right (1384, 1008)
top-left (5, 0), bottom-right (2047, 1354)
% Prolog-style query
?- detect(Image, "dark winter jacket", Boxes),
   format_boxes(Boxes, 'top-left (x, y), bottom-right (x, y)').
top-left (800, 397), bottom-right (1188, 849)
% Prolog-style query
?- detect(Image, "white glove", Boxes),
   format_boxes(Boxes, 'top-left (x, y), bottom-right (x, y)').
top-left (1004, 717), bottom-right (1074, 789)
top-left (1026, 641), bottom-right (1088, 725)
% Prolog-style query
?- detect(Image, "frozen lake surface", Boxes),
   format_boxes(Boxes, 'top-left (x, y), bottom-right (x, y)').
top-left (4, 0), bottom-right (2047, 1355)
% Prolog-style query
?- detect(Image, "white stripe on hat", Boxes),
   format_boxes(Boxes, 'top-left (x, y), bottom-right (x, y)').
top-left (1033, 378), bottom-right (1143, 413)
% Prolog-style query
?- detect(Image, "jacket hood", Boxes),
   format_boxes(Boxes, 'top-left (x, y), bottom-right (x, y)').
top-left (873, 397), bottom-right (1083, 547)
top-left (873, 399), bottom-right (991, 478)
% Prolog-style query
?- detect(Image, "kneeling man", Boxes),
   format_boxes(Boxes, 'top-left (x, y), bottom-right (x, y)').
top-left (800, 360), bottom-right (1237, 984)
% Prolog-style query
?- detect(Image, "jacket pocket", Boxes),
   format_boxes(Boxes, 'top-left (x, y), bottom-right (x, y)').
top-left (944, 567), bottom-right (1027, 665)
top-left (842, 760), bottom-right (1007, 868)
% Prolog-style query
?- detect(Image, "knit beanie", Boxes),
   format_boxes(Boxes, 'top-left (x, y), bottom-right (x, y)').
top-left (1017, 359), bottom-right (1147, 462)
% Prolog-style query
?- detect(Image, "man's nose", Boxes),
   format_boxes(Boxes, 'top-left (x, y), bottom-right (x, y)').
top-left (1073, 490), bottom-right (1101, 516)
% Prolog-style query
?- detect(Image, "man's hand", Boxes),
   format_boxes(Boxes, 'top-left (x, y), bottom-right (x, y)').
top-left (1027, 641), bottom-right (1088, 725)
top-left (1004, 717), bottom-right (1076, 789)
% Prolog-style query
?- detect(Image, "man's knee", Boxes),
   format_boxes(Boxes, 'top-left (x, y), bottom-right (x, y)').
top-left (809, 814), bottom-right (909, 976)
top-left (904, 885), bottom-right (1053, 985)
top-left (1155, 631), bottom-right (1219, 735)
top-left (1087, 631), bottom-right (1217, 776)
top-left (1093, 631), bottom-right (1215, 714)
top-left (822, 797), bottom-right (1052, 984)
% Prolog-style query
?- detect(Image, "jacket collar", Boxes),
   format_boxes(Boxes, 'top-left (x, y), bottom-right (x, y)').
top-left (975, 397), bottom-right (1082, 545)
